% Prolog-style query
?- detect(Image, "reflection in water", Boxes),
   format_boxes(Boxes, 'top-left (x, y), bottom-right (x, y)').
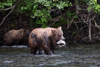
top-left (0, 44), bottom-right (100, 67)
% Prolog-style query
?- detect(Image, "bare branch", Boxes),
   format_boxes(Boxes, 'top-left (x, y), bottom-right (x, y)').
top-left (67, 18), bottom-right (74, 29)
top-left (94, 20), bottom-right (100, 29)
top-left (74, 26), bottom-right (87, 39)
top-left (0, 1), bottom-right (20, 26)
top-left (49, 10), bottom-right (67, 27)
top-left (0, 7), bottom-right (13, 11)
top-left (74, 21), bottom-right (79, 30)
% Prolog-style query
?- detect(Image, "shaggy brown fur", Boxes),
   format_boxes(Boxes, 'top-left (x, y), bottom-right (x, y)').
top-left (29, 27), bottom-right (65, 55)
top-left (4, 29), bottom-right (30, 45)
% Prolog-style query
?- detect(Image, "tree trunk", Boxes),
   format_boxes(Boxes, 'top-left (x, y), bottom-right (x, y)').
top-left (88, 20), bottom-right (92, 41)
top-left (75, 0), bottom-right (80, 14)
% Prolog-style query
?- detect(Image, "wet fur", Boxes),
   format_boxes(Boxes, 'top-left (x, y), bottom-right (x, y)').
top-left (29, 27), bottom-right (64, 55)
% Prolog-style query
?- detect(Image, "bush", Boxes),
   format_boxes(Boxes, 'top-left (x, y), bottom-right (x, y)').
top-left (0, 0), bottom-right (72, 27)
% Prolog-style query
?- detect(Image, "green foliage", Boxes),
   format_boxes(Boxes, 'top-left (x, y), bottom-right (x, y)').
top-left (0, 0), bottom-right (72, 27)
top-left (2, 0), bottom-right (100, 27)
top-left (80, 0), bottom-right (89, 3)
top-left (0, 0), bottom-right (13, 9)
top-left (20, 0), bottom-right (72, 27)
top-left (87, 0), bottom-right (100, 14)
top-left (66, 11), bottom-right (77, 19)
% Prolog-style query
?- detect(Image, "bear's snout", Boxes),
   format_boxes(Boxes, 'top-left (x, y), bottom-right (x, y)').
top-left (61, 36), bottom-right (65, 40)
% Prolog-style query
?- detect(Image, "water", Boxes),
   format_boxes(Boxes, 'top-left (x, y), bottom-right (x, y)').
top-left (0, 44), bottom-right (100, 67)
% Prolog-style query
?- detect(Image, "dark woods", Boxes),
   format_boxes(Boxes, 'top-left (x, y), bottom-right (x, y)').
top-left (0, 0), bottom-right (100, 45)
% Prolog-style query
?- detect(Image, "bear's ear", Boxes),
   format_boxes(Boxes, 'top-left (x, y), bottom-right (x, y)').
top-left (58, 26), bottom-right (62, 30)
top-left (51, 30), bottom-right (56, 35)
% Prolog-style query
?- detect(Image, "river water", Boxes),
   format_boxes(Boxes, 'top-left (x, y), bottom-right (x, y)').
top-left (0, 44), bottom-right (100, 67)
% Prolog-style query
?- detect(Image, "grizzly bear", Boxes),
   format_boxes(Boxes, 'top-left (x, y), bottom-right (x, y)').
top-left (29, 26), bottom-right (66, 55)
top-left (3, 29), bottom-right (30, 45)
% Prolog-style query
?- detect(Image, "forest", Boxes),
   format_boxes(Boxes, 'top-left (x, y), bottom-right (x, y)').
top-left (0, 0), bottom-right (100, 45)
top-left (1, 0), bottom-right (100, 67)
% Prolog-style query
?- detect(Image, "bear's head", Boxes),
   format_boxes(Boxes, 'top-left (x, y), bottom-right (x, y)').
top-left (52, 26), bottom-right (65, 41)
top-left (19, 29), bottom-right (30, 38)
top-left (25, 29), bottom-right (30, 36)
top-left (52, 26), bottom-right (66, 47)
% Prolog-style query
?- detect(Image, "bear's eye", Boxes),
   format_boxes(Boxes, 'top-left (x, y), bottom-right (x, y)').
top-left (58, 35), bottom-right (61, 37)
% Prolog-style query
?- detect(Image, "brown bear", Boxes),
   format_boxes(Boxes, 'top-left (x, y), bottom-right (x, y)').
top-left (29, 26), bottom-right (66, 55)
top-left (3, 29), bottom-right (30, 45)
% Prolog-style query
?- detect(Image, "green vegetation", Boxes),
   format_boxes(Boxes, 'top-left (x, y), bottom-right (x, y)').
top-left (0, 0), bottom-right (100, 27)
top-left (0, 0), bottom-right (100, 42)
top-left (0, 0), bottom-right (71, 27)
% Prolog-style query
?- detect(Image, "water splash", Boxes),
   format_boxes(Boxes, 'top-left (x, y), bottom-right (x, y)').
top-left (0, 45), bottom-right (28, 48)
top-left (3, 61), bottom-right (14, 63)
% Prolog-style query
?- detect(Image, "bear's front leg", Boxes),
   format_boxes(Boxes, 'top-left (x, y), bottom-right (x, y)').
top-left (30, 46), bottom-right (37, 54)
top-left (43, 45), bottom-right (52, 55)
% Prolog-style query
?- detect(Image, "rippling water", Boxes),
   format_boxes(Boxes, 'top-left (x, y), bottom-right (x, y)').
top-left (0, 44), bottom-right (100, 67)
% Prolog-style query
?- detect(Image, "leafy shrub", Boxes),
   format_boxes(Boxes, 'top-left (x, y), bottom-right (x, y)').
top-left (0, 0), bottom-right (72, 27)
